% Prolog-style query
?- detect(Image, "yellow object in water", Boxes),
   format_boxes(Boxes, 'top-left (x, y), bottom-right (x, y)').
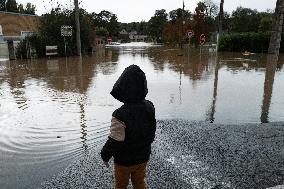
top-left (242, 51), bottom-right (255, 56)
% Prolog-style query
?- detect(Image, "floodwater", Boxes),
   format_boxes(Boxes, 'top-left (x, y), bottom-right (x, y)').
top-left (0, 45), bottom-right (284, 188)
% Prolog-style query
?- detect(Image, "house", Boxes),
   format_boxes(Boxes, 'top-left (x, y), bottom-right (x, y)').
top-left (0, 11), bottom-right (41, 59)
top-left (119, 29), bottom-right (130, 43)
top-left (129, 31), bottom-right (148, 42)
top-left (94, 36), bottom-right (106, 49)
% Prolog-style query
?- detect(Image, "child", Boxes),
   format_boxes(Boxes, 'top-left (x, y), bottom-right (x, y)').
top-left (101, 65), bottom-right (156, 189)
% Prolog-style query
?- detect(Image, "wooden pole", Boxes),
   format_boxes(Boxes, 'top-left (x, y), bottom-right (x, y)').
top-left (74, 0), bottom-right (81, 56)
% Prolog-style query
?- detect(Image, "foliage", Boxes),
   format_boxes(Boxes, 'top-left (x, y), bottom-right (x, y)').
top-left (23, 3), bottom-right (36, 14)
top-left (16, 34), bottom-right (48, 58)
top-left (258, 16), bottom-right (273, 32)
top-left (202, 0), bottom-right (219, 17)
top-left (148, 9), bottom-right (168, 42)
top-left (0, 0), bottom-right (36, 14)
top-left (162, 17), bottom-right (191, 45)
top-left (169, 8), bottom-right (191, 22)
top-left (192, 2), bottom-right (209, 46)
top-left (231, 7), bottom-right (261, 32)
top-left (119, 21), bottom-right (148, 35)
top-left (6, 0), bottom-right (17, 12)
top-left (0, 0), bottom-right (6, 11)
top-left (96, 27), bottom-right (109, 37)
top-left (92, 10), bottom-right (119, 39)
top-left (17, 7), bottom-right (95, 58)
top-left (218, 32), bottom-right (278, 53)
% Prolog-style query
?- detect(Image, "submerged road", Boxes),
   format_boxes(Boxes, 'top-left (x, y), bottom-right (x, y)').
top-left (40, 120), bottom-right (284, 189)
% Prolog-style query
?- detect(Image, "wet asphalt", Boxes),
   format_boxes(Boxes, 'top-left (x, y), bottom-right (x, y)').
top-left (40, 120), bottom-right (284, 189)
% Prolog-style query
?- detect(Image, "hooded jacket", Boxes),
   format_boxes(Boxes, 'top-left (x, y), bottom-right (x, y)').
top-left (101, 65), bottom-right (156, 166)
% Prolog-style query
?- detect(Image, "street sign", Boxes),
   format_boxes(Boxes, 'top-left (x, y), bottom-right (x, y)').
top-left (187, 30), bottom-right (194, 38)
top-left (200, 34), bottom-right (206, 45)
top-left (61, 26), bottom-right (73, 37)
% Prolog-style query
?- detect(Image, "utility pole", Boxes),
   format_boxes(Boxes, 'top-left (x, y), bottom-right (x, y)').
top-left (217, 0), bottom-right (224, 52)
top-left (218, 0), bottom-right (224, 36)
top-left (74, 0), bottom-right (81, 56)
top-left (268, 0), bottom-right (284, 56)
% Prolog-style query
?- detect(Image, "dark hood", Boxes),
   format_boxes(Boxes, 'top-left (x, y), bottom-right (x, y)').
top-left (110, 65), bottom-right (148, 103)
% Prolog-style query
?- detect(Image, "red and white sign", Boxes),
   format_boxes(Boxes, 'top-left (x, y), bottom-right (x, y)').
top-left (199, 34), bottom-right (206, 45)
top-left (107, 37), bottom-right (112, 44)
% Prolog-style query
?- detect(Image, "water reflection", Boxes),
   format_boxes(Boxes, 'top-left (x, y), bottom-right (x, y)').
top-left (148, 48), bottom-right (214, 81)
top-left (79, 100), bottom-right (88, 150)
top-left (207, 56), bottom-right (220, 123)
top-left (261, 55), bottom-right (279, 123)
top-left (1, 47), bottom-right (284, 188)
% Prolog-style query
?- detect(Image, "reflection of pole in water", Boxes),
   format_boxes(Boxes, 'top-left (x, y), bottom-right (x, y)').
top-left (179, 64), bottom-right (182, 105)
top-left (261, 55), bottom-right (278, 123)
top-left (78, 56), bottom-right (84, 93)
top-left (207, 55), bottom-right (219, 123)
top-left (79, 101), bottom-right (88, 150)
top-left (65, 57), bottom-right (69, 74)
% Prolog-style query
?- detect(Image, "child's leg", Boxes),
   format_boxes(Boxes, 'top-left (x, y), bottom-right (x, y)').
top-left (130, 162), bottom-right (147, 189)
top-left (115, 164), bottom-right (131, 189)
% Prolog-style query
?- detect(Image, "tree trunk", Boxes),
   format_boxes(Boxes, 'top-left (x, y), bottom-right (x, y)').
top-left (268, 0), bottom-right (284, 55)
top-left (74, 0), bottom-right (81, 56)
top-left (261, 55), bottom-right (278, 123)
top-left (218, 0), bottom-right (224, 36)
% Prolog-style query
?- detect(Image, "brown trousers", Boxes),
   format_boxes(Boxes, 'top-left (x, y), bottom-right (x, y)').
top-left (114, 162), bottom-right (147, 189)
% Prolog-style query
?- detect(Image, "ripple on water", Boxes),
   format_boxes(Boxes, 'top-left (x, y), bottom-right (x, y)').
top-left (0, 118), bottom-right (110, 166)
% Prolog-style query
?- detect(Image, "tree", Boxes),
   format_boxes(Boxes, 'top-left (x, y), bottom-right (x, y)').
top-left (231, 7), bottom-right (260, 32)
top-left (6, 0), bottom-right (18, 13)
top-left (193, 3), bottom-right (208, 45)
top-left (268, 0), bottom-right (284, 55)
top-left (202, 0), bottom-right (218, 17)
top-left (92, 10), bottom-right (119, 38)
top-left (0, 0), bottom-right (7, 11)
top-left (96, 27), bottom-right (109, 37)
top-left (163, 17), bottom-right (191, 45)
top-left (169, 8), bottom-right (191, 22)
top-left (148, 9), bottom-right (168, 42)
top-left (107, 14), bottom-right (119, 38)
top-left (24, 2), bottom-right (36, 15)
top-left (93, 10), bottom-right (113, 28)
top-left (17, 3), bottom-right (24, 13)
top-left (259, 16), bottom-right (273, 32)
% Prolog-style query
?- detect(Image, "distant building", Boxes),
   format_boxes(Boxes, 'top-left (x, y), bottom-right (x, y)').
top-left (119, 29), bottom-right (148, 43)
top-left (119, 29), bottom-right (128, 35)
top-left (0, 11), bottom-right (40, 41)
top-left (129, 31), bottom-right (148, 42)
top-left (0, 11), bottom-right (41, 59)
top-left (95, 36), bottom-right (106, 49)
top-left (119, 29), bottom-right (130, 43)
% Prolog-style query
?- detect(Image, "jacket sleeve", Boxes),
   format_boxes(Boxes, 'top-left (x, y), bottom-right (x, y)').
top-left (100, 116), bottom-right (126, 162)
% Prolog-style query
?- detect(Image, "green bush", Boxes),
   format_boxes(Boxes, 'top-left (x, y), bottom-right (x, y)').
top-left (219, 32), bottom-right (277, 53)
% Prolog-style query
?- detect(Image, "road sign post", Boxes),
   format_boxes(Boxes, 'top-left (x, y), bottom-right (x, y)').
top-left (187, 30), bottom-right (194, 57)
top-left (199, 34), bottom-right (206, 55)
top-left (61, 26), bottom-right (73, 57)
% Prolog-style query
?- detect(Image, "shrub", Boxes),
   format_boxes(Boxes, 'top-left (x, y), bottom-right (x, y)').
top-left (219, 32), bottom-right (274, 53)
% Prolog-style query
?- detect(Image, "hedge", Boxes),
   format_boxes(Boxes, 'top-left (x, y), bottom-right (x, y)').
top-left (219, 32), bottom-right (284, 53)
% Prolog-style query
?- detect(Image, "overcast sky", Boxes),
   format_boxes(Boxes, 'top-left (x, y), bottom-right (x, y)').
top-left (17, 0), bottom-right (276, 23)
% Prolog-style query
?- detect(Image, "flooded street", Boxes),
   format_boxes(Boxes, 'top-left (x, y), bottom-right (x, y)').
top-left (0, 46), bottom-right (284, 188)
